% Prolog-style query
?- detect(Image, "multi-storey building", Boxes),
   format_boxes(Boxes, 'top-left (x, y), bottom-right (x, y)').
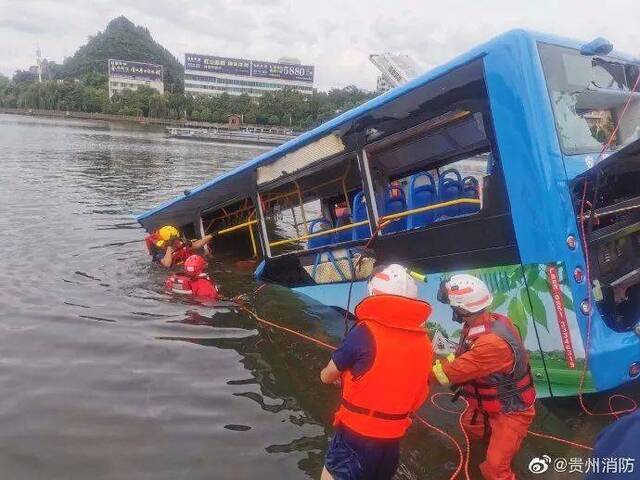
top-left (108, 59), bottom-right (164, 98)
top-left (184, 54), bottom-right (314, 97)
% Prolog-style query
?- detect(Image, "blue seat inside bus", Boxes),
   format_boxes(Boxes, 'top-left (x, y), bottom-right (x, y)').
top-left (382, 185), bottom-right (407, 233)
top-left (437, 169), bottom-right (463, 218)
top-left (461, 176), bottom-right (481, 215)
top-left (334, 210), bottom-right (353, 243)
top-left (408, 172), bottom-right (438, 229)
top-left (351, 191), bottom-right (371, 240)
top-left (308, 218), bottom-right (334, 248)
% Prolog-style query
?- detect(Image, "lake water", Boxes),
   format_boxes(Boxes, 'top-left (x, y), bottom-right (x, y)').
top-left (0, 113), bottom-right (635, 479)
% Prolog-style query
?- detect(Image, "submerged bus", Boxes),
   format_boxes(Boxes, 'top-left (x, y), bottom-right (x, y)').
top-left (137, 30), bottom-right (640, 398)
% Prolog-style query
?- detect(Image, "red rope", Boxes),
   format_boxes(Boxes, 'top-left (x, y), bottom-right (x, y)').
top-left (239, 307), bottom-right (598, 479)
top-left (430, 393), bottom-right (471, 480)
top-left (241, 307), bottom-right (338, 351)
top-left (577, 72), bottom-right (640, 418)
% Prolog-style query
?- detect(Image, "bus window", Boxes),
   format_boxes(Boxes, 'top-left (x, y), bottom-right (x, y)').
top-left (259, 154), bottom-right (368, 256)
top-left (200, 198), bottom-right (259, 258)
top-left (365, 111), bottom-right (491, 234)
top-left (538, 43), bottom-right (640, 155)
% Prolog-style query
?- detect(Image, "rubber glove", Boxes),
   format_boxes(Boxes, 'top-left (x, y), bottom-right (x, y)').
top-left (432, 359), bottom-right (451, 385)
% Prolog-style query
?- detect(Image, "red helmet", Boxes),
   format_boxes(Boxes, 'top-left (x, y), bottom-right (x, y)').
top-left (183, 255), bottom-right (207, 276)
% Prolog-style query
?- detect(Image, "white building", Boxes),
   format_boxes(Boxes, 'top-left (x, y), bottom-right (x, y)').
top-left (431, 331), bottom-right (458, 356)
top-left (184, 54), bottom-right (314, 97)
top-left (108, 59), bottom-right (164, 98)
top-left (369, 53), bottom-right (422, 92)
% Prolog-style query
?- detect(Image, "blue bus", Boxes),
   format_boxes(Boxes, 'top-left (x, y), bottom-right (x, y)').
top-left (137, 30), bottom-right (640, 398)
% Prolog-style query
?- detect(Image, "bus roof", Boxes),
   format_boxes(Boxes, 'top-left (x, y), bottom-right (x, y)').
top-left (135, 29), bottom-right (629, 231)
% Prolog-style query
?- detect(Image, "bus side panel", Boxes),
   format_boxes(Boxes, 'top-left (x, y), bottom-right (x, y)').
top-left (520, 262), bottom-right (594, 397)
top-left (294, 262), bottom-right (561, 399)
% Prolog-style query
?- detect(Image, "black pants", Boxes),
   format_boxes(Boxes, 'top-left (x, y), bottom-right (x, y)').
top-left (324, 426), bottom-right (401, 480)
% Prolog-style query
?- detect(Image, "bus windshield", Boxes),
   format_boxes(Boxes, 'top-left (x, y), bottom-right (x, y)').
top-left (538, 43), bottom-right (640, 155)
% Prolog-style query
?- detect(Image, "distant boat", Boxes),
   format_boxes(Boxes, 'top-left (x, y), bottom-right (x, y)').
top-left (166, 126), bottom-right (298, 147)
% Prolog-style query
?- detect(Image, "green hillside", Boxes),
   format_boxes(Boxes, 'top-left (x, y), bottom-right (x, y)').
top-left (58, 16), bottom-right (184, 93)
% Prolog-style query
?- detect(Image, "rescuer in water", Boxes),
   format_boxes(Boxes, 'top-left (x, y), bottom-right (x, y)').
top-left (165, 254), bottom-right (220, 301)
top-left (319, 264), bottom-right (433, 480)
top-left (432, 274), bottom-right (536, 480)
top-left (145, 225), bottom-right (213, 268)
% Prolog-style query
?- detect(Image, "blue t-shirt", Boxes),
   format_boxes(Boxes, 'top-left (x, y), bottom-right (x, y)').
top-left (331, 324), bottom-right (376, 378)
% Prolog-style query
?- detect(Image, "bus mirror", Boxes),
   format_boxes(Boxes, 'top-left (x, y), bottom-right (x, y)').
top-left (580, 37), bottom-right (613, 56)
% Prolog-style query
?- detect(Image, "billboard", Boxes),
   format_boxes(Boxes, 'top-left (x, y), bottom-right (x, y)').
top-left (185, 54), bottom-right (251, 76)
top-left (185, 54), bottom-right (314, 83)
top-left (108, 59), bottom-right (163, 82)
top-left (251, 61), bottom-right (314, 83)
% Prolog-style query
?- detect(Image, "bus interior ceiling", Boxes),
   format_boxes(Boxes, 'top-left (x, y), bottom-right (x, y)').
top-left (201, 198), bottom-right (259, 259)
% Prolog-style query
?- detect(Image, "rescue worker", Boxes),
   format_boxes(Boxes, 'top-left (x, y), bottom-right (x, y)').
top-left (165, 254), bottom-right (220, 300)
top-left (319, 264), bottom-right (433, 480)
top-left (432, 274), bottom-right (536, 480)
top-left (145, 225), bottom-right (213, 268)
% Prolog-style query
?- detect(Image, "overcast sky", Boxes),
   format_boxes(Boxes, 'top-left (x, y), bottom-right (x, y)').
top-left (1, 0), bottom-right (638, 90)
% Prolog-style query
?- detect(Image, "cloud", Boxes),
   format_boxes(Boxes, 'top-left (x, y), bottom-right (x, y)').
top-left (0, 0), bottom-right (638, 89)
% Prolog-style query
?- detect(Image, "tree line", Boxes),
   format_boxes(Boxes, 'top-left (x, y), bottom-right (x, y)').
top-left (0, 72), bottom-right (375, 130)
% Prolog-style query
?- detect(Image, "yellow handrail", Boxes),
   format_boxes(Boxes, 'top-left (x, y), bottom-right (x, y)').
top-left (248, 223), bottom-right (258, 258)
top-left (216, 219), bottom-right (258, 236)
top-left (269, 220), bottom-right (369, 247)
top-left (379, 198), bottom-right (481, 222)
top-left (268, 197), bottom-right (482, 248)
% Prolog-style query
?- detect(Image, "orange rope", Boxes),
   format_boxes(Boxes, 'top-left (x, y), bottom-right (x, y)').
top-left (238, 306), bottom-right (596, 480)
top-left (430, 393), bottom-right (471, 480)
top-left (241, 307), bottom-right (338, 351)
top-left (240, 306), bottom-right (465, 480)
top-left (414, 414), bottom-right (465, 480)
top-left (577, 71), bottom-right (640, 419)
top-left (527, 430), bottom-right (592, 451)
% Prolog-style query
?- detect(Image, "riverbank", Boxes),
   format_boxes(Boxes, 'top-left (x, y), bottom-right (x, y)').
top-left (0, 107), bottom-right (248, 130)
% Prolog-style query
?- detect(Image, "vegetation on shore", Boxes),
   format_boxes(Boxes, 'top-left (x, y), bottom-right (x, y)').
top-left (0, 16), bottom-right (375, 129)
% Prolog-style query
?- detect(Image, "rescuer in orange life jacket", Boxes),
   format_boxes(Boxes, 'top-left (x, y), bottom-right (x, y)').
top-left (165, 254), bottom-right (220, 301)
top-left (319, 264), bottom-right (434, 480)
top-left (432, 274), bottom-right (536, 480)
top-left (145, 225), bottom-right (213, 268)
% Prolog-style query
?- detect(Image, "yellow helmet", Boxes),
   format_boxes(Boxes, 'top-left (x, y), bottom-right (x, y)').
top-left (157, 225), bottom-right (180, 242)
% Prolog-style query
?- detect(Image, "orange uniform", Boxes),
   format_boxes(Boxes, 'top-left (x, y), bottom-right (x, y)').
top-left (442, 312), bottom-right (536, 480)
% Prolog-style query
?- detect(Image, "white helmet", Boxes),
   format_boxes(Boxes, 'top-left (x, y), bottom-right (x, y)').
top-left (441, 274), bottom-right (492, 313)
top-left (367, 264), bottom-right (418, 299)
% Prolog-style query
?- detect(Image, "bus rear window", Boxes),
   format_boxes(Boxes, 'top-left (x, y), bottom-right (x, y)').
top-left (538, 43), bottom-right (640, 155)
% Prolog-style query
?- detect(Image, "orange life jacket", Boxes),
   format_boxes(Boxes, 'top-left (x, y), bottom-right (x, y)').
top-left (333, 294), bottom-right (433, 439)
top-left (458, 313), bottom-right (536, 414)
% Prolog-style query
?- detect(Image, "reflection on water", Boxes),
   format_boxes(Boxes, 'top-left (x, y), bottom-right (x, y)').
top-left (0, 114), bottom-right (635, 479)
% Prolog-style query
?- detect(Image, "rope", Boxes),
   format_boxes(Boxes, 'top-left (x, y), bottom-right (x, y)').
top-left (236, 305), bottom-right (596, 479)
top-left (577, 71), bottom-right (640, 419)
top-left (343, 219), bottom-right (392, 335)
top-left (241, 307), bottom-right (338, 351)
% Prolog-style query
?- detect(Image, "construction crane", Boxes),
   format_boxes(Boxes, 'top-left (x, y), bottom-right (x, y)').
top-left (369, 53), bottom-right (421, 92)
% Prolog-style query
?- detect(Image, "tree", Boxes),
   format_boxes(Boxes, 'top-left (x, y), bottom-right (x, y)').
top-left (426, 322), bottom-right (449, 339)
top-left (0, 74), bottom-right (10, 97)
